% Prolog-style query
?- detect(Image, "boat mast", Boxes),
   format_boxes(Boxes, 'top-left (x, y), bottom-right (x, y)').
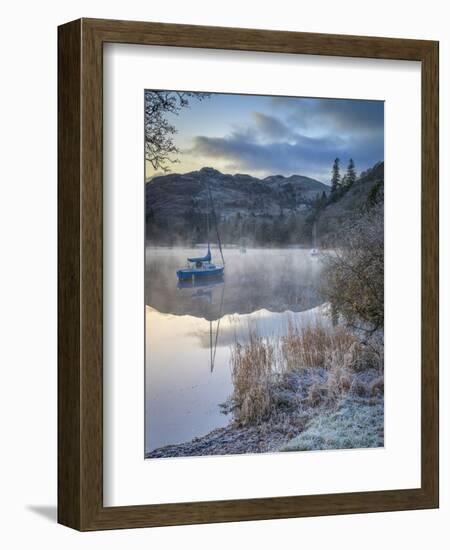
top-left (210, 282), bottom-right (225, 372)
top-left (209, 320), bottom-right (213, 370)
top-left (207, 183), bottom-right (225, 265)
top-left (206, 186), bottom-right (210, 250)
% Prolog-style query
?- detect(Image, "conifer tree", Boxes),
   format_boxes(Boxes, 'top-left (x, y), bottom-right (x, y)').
top-left (331, 158), bottom-right (341, 194)
top-left (345, 158), bottom-right (356, 188)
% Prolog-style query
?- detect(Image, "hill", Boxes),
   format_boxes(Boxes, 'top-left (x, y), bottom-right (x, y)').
top-left (145, 163), bottom-right (383, 246)
top-left (146, 167), bottom-right (328, 245)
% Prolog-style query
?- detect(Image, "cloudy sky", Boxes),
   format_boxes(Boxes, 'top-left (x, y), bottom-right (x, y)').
top-left (145, 92), bottom-right (384, 184)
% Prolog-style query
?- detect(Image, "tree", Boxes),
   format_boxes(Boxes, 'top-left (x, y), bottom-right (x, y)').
top-left (331, 158), bottom-right (341, 194)
top-left (321, 201), bottom-right (384, 333)
top-left (145, 91), bottom-right (210, 172)
top-left (344, 158), bottom-right (357, 189)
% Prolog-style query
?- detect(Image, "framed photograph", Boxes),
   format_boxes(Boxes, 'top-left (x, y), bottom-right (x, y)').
top-left (58, 18), bottom-right (439, 530)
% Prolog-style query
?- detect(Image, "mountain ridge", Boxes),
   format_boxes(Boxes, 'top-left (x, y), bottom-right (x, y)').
top-left (146, 167), bottom-right (328, 223)
top-left (145, 163), bottom-right (383, 246)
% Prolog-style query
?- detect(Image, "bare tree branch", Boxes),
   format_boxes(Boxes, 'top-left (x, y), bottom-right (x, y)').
top-left (145, 91), bottom-right (211, 172)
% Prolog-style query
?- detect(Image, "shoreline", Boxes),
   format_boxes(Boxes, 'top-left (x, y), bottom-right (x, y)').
top-left (146, 367), bottom-right (384, 459)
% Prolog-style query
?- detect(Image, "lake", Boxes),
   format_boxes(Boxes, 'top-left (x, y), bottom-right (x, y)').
top-left (145, 247), bottom-right (327, 453)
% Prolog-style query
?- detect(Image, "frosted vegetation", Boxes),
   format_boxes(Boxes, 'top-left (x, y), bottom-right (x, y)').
top-left (282, 396), bottom-right (384, 451)
top-left (225, 318), bottom-right (384, 452)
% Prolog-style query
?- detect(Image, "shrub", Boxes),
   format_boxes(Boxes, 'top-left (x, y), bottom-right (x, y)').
top-left (321, 202), bottom-right (384, 333)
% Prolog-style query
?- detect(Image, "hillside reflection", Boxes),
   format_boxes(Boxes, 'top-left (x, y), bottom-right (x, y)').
top-left (145, 247), bottom-right (325, 321)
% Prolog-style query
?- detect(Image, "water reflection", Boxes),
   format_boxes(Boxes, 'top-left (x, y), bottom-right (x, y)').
top-left (145, 247), bottom-right (327, 453)
top-left (146, 247), bottom-right (324, 320)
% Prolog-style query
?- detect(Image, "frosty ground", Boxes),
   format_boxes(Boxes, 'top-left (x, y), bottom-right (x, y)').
top-left (146, 359), bottom-right (384, 458)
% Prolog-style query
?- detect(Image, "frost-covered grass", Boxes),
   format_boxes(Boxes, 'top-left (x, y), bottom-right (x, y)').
top-left (281, 395), bottom-right (384, 452)
top-left (221, 318), bottom-right (385, 454)
top-left (229, 320), bottom-right (383, 427)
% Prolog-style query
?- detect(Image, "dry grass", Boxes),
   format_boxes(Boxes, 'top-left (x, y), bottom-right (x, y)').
top-left (281, 319), bottom-right (361, 370)
top-left (229, 319), bottom-right (383, 426)
top-left (230, 331), bottom-right (278, 426)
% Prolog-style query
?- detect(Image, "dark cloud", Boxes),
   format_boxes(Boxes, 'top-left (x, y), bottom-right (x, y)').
top-left (313, 99), bottom-right (384, 134)
top-left (251, 112), bottom-right (294, 140)
top-left (272, 97), bottom-right (384, 137)
top-left (187, 98), bottom-right (383, 181)
top-left (191, 130), bottom-right (382, 182)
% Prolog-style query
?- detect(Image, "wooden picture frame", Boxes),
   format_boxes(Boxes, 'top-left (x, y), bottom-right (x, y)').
top-left (58, 18), bottom-right (439, 530)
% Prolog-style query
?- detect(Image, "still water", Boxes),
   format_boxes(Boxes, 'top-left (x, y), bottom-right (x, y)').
top-left (145, 247), bottom-right (327, 453)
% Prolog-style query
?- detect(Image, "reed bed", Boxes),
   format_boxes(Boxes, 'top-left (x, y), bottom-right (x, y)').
top-left (229, 318), bottom-right (383, 427)
top-left (281, 319), bottom-right (361, 370)
top-left (230, 331), bottom-right (278, 426)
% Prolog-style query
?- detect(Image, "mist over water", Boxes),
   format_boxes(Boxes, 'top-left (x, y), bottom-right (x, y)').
top-left (146, 247), bottom-right (324, 319)
top-left (145, 247), bottom-right (328, 453)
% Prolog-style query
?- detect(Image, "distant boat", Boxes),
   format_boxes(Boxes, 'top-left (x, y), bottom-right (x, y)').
top-left (310, 221), bottom-right (319, 256)
top-left (238, 235), bottom-right (247, 254)
top-left (176, 182), bottom-right (225, 282)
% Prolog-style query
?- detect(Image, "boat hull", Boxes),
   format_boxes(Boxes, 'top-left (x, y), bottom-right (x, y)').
top-left (177, 277), bottom-right (224, 290)
top-left (176, 266), bottom-right (224, 281)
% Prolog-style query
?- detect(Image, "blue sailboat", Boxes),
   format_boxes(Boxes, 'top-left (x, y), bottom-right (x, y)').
top-left (176, 244), bottom-right (224, 281)
top-left (176, 183), bottom-right (225, 282)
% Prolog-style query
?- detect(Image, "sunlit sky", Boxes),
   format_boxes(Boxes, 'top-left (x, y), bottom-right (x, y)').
top-left (145, 92), bottom-right (384, 184)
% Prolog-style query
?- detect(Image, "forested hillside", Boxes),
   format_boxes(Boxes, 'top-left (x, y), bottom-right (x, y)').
top-left (145, 162), bottom-right (384, 246)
